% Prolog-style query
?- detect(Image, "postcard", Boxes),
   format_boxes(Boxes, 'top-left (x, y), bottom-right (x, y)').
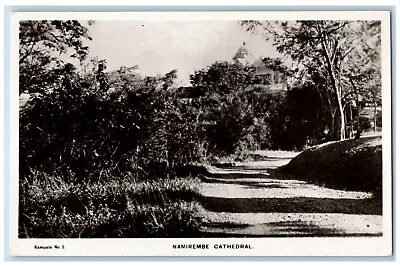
top-left (9, 10), bottom-right (392, 256)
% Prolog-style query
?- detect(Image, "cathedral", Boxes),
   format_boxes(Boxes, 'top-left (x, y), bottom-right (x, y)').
top-left (232, 42), bottom-right (287, 91)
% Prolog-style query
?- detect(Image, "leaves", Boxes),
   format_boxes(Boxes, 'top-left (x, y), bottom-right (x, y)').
top-left (19, 20), bottom-right (92, 95)
top-left (241, 20), bottom-right (382, 139)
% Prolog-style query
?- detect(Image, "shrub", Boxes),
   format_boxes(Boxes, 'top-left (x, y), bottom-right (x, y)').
top-left (19, 62), bottom-right (204, 182)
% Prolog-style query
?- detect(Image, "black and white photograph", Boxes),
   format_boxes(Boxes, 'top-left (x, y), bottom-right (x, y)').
top-left (9, 11), bottom-right (392, 256)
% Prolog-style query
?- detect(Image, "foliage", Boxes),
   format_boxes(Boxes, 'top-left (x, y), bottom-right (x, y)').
top-left (19, 175), bottom-right (202, 238)
top-left (20, 61), bottom-right (202, 181)
top-left (188, 61), bottom-right (289, 154)
top-left (19, 49), bottom-right (204, 237)
top-left (271, 85), bottom-right (331, 150)
top-left (19, 19), bottom-right (383, 239)
top-left (19, 20), bottom-right (92, 94)
top-left (20, 20), bottom-right (381, 182)
top-left (19, 20), bottom-right (202, 181)
top-left (241, 20), bottom-right (382, 140)
top-left (189, 61), bottom-right (255, 95)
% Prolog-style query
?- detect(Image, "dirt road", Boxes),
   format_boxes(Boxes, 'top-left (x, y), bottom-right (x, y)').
top-left (197, 154), bottom-right (382, 237)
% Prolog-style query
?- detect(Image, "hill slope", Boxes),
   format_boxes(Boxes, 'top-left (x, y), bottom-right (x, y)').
top-left (280, 136), bottom-right (382, 196)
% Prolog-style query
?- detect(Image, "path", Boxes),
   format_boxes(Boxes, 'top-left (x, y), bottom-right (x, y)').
top-left (197, 154), bottom-right (382, 237)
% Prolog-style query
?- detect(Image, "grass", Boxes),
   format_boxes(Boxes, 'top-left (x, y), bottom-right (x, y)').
top-left (280, 136), bottom-right (382, 196)
top-left (19, 174), bottom-right (203, 238)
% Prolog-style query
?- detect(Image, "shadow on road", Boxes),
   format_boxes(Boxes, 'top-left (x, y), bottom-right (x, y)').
top-left (199, 196), bottom-right (382, 215)
top-left (199, 219), bottom-right (383, 237)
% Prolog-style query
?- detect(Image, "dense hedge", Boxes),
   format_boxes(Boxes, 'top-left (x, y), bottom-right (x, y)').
top-left (20, 61), bottom-right (339, 181)
top-left (20, 66), bottom-right (205, 181)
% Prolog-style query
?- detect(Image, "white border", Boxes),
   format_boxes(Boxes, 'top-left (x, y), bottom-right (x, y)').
top-left (9, 11), bottom-right (392, 257)
top-left (12, 11), bottom-right (390, 21)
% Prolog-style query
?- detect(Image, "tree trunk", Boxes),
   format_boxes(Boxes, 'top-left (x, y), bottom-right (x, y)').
top-left (337, 96), bottom-right (346, 140)
top-left (327, 70), bottom-right (346, 141)
top-left (374, 97), bottom-right (377, 132)
top-left (349, 104), bottom-right (353, 138)
top-left (330, 114), bottom-right (336, 140)
top-left (349, 76), bottom-right (361, 138)
top-left (343, 103), bottom-right (347, 138)
top-left (321, 31), bottom-right (345, 140)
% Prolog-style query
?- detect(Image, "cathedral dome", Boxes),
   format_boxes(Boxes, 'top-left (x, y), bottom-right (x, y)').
top-left (234, 42), bottom-right (249, 59)
top-left (233, 42), bottom-right (254, 65)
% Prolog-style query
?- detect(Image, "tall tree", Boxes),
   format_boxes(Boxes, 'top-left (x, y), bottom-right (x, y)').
top-left (19, 20), bottom-right (92, 94)
top-left (241, 20), bottom-right (381, 140)
top-left (338, 21), bottom-right (382, 134)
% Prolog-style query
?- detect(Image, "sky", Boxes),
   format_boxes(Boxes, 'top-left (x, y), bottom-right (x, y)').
top-left (82, 21), bottom-right (281, 86)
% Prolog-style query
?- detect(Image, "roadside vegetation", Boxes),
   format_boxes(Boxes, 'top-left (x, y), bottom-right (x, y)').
top-left (20, 175), bottom-right (201, 238)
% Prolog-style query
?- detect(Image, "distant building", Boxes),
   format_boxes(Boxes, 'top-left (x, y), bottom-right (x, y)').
top-left (233, 42), bottom-right (254, 65)
top-left (233, 42), bottom-right (287, 91)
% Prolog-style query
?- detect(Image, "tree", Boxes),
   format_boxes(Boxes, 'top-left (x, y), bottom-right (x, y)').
top-left (188, 61), bottom-right (293, 153)
top-left (338, 21), bottom-right (382, 134)
top-left (188, 62), bottom-right (253, 154)
top-left (19, 20), bottom-right (92, 94)
top-left (189, 61), bottom-right (255, 95)
top-left (241, 20), bottom-right (382, 140)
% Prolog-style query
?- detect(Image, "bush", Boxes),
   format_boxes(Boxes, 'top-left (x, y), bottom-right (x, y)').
top-left (19, 62), bottom-right (207, 238)
top-left (360, 116), bottom-right (372, 130)
top-left (19, 63), bottom-right (204, 182)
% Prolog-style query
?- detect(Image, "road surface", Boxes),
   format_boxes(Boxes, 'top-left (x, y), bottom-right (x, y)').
top-left (197, 155), bottom-right (382, 237)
